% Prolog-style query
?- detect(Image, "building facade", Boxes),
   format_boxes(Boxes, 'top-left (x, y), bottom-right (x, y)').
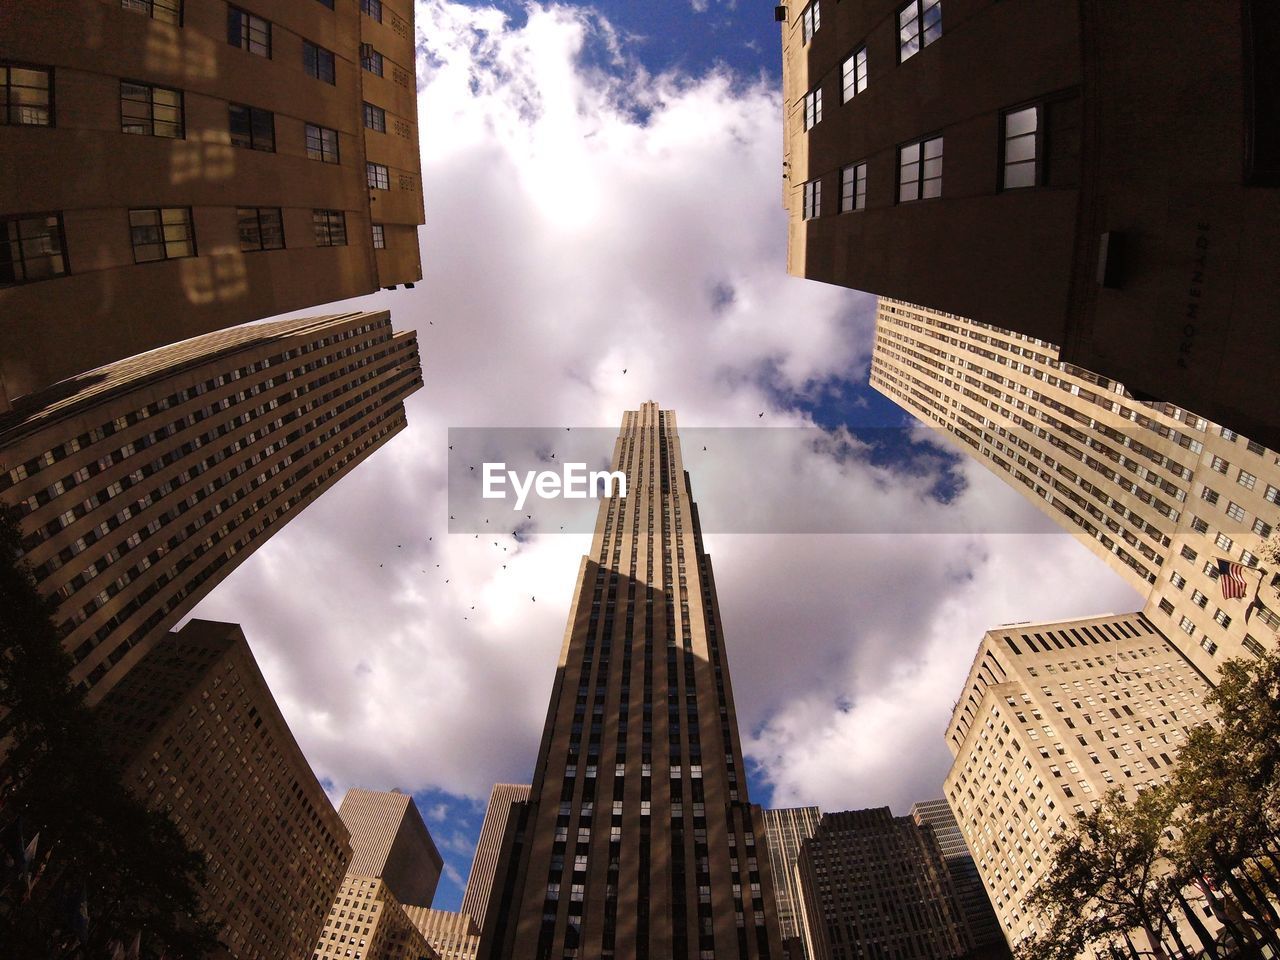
top-left (339, 789), bottom-right (444, 909)
top-left (315, 876), bottom-right (440, 960)
top-left (96, 619), bottom-right (352, 960)
top-left (0, 310), bottom-right (421, 704)
top-left (405, 908), bottom-right (481, 960)
top-left (761, 806), bottom-right (823, 957)
top-left (780, 0), bottom-right (1280, 447)
top-left (793, 807), bottom-right (971, 960)
top-left (462, 783), bottom-right (532, 932)
top-left (909, 799), bottom-right (1008, 958)
top-left (869, 297), bottom-right (1280, 678)
top-left (1, 0), bottom-right (425, 409)
top-left (942, 612), bottom-right (1216, 948)
top-left (478, 403), bottom-right (785, 960)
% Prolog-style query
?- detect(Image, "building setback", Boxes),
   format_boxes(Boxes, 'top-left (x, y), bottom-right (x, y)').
top-left (478, 403), bottom-right (784, 960)
top-left (314, 876), bottom-right (440, 960)
top-left (761, 806), bottom-right (823, 958)
top-left (339, 788), bottom-right (444, 909)
top-left (793, 807), bottom-right (970, 960)
top-left (780, 0), bottom-right (1280, 448)
top-left (0, 310), bottom-right (421, 704)
top-left (96, 619), bottom-right (351, 960)
top-left (869, 297), bottom-right (1280, 678)
top-left (1, 0), bottom-right (425, 409)
top-left (405, 908), bottom-right (482, 960)
top-left (462, 783), bottom-right (532, 932)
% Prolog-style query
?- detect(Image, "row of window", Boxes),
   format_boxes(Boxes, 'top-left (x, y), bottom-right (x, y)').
top-left (799, 0), bottom-right (941, 64)
top-left (1, 209), bottom-right (390, 285)
top-left (120, 0), bottom-right (351, 28)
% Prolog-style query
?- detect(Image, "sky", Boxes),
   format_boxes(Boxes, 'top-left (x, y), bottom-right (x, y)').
top-left (188, 0), bottom-right (1143, 912)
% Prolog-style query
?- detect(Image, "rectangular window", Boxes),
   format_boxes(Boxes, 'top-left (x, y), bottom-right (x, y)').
top-left (1225, 501), bottom-right (1247, 523)
top-left (303, 41), bottom-right (336, 84)
top-left (363, 102), bottom-right (386, 133)
top-left (1215, 532), bottom-right (1234, 551)
top-left (802, 179), bottom-right (821, 220)
top-left (360, 0), bottom-right (383, 21)
top-left (313, 209), bottom-right (346, 247)
top-left (361, 45), bottom-right (384, 77)
top-left (1243, 634), bottom-right (1265, 658)
top-left (366, 162), bottom-right (390, 190)
top-left (802, 86), bottom-right (822, 131)
top-left (1158, 598), bottom-right (1174, 615)
top-left (840, 161), bottom-right (867, 212)
top-left (129, 207), bottom-right (195, 263)
top-left (841, 47), bottom-right (867, 102)
top-left (800, 1), bottom-right (820, 43)
top-left (1191, 589), bottom-right (1208, 609)
top-left (1237, 469), bottom-right (1257, 490)
top-left (237, 207), bottom-right (284, 251)
top-left (1, 213), bottom-right (68, 285)
top-left (1002, 105), bottom-right (1039, 189)
top-left (304, 123), bottom-right (339, 163)
top-left (898, 0), bottom-right (941, 61)
top-left (120, 81), bottom-right (183, 138)
top-left (227, 6), bottom-right (270, 58)
top-left (371, 224), bottom-right (386, 249)
top-left (1214, 609), bottom-right (1232, 628)
top-left (1178, 616), bottom-right (1195, 636)
top-left (1, 63), bottom-right (52, 126)
top-left (1201, 636), bottom-right (1218, 656)
top-left (121, 0), bottom-right (182, 24)
top-left (228, 103), bottom-right (274, 151)
top-left (898, 135), bottom-right (942, 202)
top-left (1266, 484), bottom-right (1280, 505)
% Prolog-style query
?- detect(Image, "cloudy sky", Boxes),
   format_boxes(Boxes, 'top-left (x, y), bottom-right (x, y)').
top-left (189, 0), bottom-right (1142, 910)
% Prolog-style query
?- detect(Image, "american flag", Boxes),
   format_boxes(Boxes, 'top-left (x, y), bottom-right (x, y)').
top-left (1217, 558), bottom-right (1250, 600)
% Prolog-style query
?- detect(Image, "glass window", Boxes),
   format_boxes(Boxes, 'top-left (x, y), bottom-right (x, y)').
top-left (0, 213), bottom-right (68, 285)
top-left (361, 46), bottom-right (384, 77)
top-left (1225, 501), bottom-right (1247, 523)
top-left (800, 1), bottom-right (820, 43)
top-left (1, 63), bottom-right (52, 126)
top-left (1002, 105), bottom-right (1039, 189)
top-left (129, 208), bottom-right (195, 262)
top-left (362, 102), bottom-right (386, 133)
top-left (842, 47), bottom-right (867, 102)
top-left (898, 135), bottom-right (942, 202)
top-left (237, 207), bottom-right (284, 251)
top-left (303, 41), bottom-right (335, 83)
top-left (802, 86), bottom-right (822, 131)
top-left (367, 162), bottom-right (390, 190)
top-left (228, 103), bottom-right (274, 151)
top-left (360, 0), bottom-right (382, 22)
top-left (802, 179), bottom-right (821, 220)
top-left (227, 6), bottom-right (270, 57)
top-left (120, 81), bottom-right (183, 138)
top-left (313, 209), bottom-right (346, 247)
top-left (840, 161), bottom-right (867, 212)
top-left (1237, 469), bottom-right (1257, 490)
top-left (304, 123), bottom-right (340, 163)
top-left (899, 0), bottom-right (941, 61)
top-left (121, 0), bottom-right (182, 24)
top-left (371, 224), bottom-right (386, 249)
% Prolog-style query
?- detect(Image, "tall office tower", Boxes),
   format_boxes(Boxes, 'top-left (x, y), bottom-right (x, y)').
top-left (910, 799), bottom-right (1009, 959)
top-left (0, 310), bottom-right (421, 704)
top-left (339, 788), bottom-right (444, 908)
top-left (96, 619), bottom-right (352, 960)
top-left (943, 612), bottom-right (1216, 950)
top-left (869, 298), bottom-right (1280, 678)
top-left (761, 806), bottom-right (823, 958)
top-left (315, 876), bottom-right (440, 960)
top-left (463, 783), bottom-right (533, 931)
top-left (478, 403), bottom-right (785, 960)
top-left (405, 908), bottom-right (482, 960)
top-left (1, 0), bottom-right (425, 410)
top-left (792, 808), bottom-right (971, 960)
top-left (779, 0), bottom-right (1279, 447)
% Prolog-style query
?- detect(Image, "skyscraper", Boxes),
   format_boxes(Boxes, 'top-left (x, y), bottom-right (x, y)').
top-left (0, 310), bottom-right (421, 703)
top-left (869, 297), bottom-right (1279, 676)
top-left (792, 808), bottom-right (971, 960)
top-left (463, 783), bottom-right (532, 931)
top-left (339, 788), bottom-right (445, 909)
top-left (405, 908), bottom-right (482, 960)
top-left (1, 0), bottom-right (425, 410)
top-left (315, 876), bottom-right (440, 960)
top-left (761, 806), bottom-right (823, 957)
top-left (779, 0), bottom-right (1279, 447)
top-left (942, 612), bottom-right (1216, 949)
top-left (96, 619), bottom-right (352, 960)
top-left (478, 403), bottom-right (785, 960)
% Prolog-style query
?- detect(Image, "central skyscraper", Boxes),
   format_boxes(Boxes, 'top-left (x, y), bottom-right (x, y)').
top-left (479, 403), bottom-right (784, 960)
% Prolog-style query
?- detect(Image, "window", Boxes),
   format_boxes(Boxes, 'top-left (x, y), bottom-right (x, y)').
top-left (120, 81), bottom-right (183, 138)
top-left (363, 102), bottom-right (386, 133)
top-left (1243, 635), bottom-right (1265, 658)
top-left (1201, 486), bottom-right (1219, 505)
top-left (800, 1), bottom-right (820, 43)
top-left (228, 103), bottom-right (274, 151)
top-left (121, 0), bottom-right (182, 24)
top-left (1254, 518), bottom-right (1272, 538)
top-left (842, 47), bottom-right (867, 102)
top-left (1169, 572), bottom-right (1186, 589)
top-left (367, 162), bottom-right (390, 190)
top-left (303, 41), bottom-right (335, 83)
top-left (802, 86), bottom-right (822, 130)
top-left (1215, 532), bottom-right (1234, 551)
top-left (2, 63), bottom-right (52, 126)
top-left (840, 162), bottom-right (867, 212)
top-left (1178, 616), bottom-right (1195, 636)
top-left (1200, 636), bottom-right (1218, 656)
top-left (1191, 589), bottom-right (1208, 609)
top-left (1213, 609), bottom-right (1232, 628)
top-left (802, 179), bottom-right (821, 220)
top-left (361, 45), bottom-right (384, 77)
top-left (129, 208), bottom-right (195, 262)
top-left (1266, 484), bottom-right (1280, 505)
top-left (1002, 106), bottom-right (1039, 189)
top-left (237, 207), bottom-right (283, 251)
top-left (371, 224), bottom-right (386, 249)
top-left (227, 6), bottom-right (270, 57)
top-left (313, 209), bottom-right (346, 247)
top-left (898, 0), bottom-right (941, 61)
top-left (305, 123), bottom-right (339, 163)
top-left (898, 135), bottom-right (942, 202)
top-left (1238, 469), bottom-right (1257, 490)
top-left (1225, 502), bottom-right (1247, 523)
top-left (361, 0), bottom-right (382, 21)
top-left (1, 214), bottom-right (68, 285)
top-left (1158, 598), bottom-right (1174, 615)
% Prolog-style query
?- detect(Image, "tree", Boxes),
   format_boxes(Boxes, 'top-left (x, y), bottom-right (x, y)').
top-left (0, 508), bottom-right (220, 958)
